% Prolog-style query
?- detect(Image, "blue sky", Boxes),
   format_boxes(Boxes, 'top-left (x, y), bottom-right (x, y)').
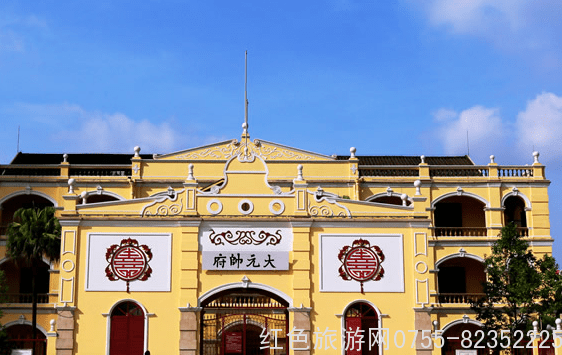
top-left (1, 1), bottom-right (562, 258)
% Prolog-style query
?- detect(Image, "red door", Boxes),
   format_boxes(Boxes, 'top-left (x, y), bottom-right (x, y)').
top-left (110, 302), bottom-right (145, 355)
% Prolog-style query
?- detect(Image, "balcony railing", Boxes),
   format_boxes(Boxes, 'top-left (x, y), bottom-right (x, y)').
top-left (2, 293), bottom-right (50, 304)
top-left (0, 165), bottom-right (60, 176)
top-left (433, 227), bottom-right (488, 237)
top-left (359, 166), bottom-right (419, 177)
top-left (430, 166), bottom-right (489, 177)
top-left (438, 293), bottom-right (485, 304)
top-left (0, 164), bottom-right (132, 177)
top-left (69, 165), bottom-right (131, 177)
top-left (498, 167), bottom-right (533, 177)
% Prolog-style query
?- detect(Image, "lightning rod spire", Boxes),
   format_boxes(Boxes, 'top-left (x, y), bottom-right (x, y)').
top-left (242, 50), bottom-right (249, 139)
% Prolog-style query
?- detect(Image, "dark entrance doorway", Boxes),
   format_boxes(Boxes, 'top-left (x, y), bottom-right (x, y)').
top-left (201, 288), bottom-right (289, 355)
top-left (110, 301), bottom-right (145, 355)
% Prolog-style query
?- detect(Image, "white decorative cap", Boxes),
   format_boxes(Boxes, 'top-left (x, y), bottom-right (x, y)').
top-left (63, 153), bottom-right (68, 163)
top-left (420, 155), bottom-right (425, 164)
top-left (490, 155), bottom-right (495, 164)
top-left (414, 180), bottom-right (421, 195)
top-left (134, 146), bottom-right (141, 157)
top-left (556, 318), bottom-right (561, 330)
top-left (401, 193), bottom-right (408, 206)
top-left (68, 178), bottom-right (75, 194)
top-left (187, 163), bottom-right (195, 181)
top-left (296, 164), bottom-right (304, 181)
top-left (350, 147), bottom-right (356, 159)
top-left (533, 151), bottom-right (540, 164)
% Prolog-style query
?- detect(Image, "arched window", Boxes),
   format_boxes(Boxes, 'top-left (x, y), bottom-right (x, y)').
top-left (110, 301), bottom-right (145, 355)
top-left (84, 194), bottom-right (120, 204)
top-left (503, 195), bottom-right (527, 228)
top-left (0, 258), bottom-right (50, 303)
top-left (344, 302), bottom-right (379, 355)
top-left (433, 195), bottom-right (486, 236)
top-left (0, 194), bottom-right (54, 235)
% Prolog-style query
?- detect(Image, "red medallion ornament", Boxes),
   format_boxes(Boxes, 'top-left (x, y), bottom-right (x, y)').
top-left (105, 238), bottom-right (153, 292)
top-left (338, 239), bottom-right (385, 293)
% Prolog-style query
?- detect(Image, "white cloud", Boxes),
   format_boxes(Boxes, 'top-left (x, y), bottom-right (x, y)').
top-left (426, 0), bottom-right (526, 34)
top-left (432, 108), bottom-right (457, 122)
top-left (433, 92), bottom-right (562, 165)
top-left (0, 13), bottom-right (49, 53)
top-left (0, 102), bottom-right (198, 155)
top-left (54, 108), bottom-right (184, 154)
top-left (415, 0), bottom-right (562, 52)
top-left (515, 92), bottom-right (562, 160)
top-left (435, 105), bottom-right (506, 162)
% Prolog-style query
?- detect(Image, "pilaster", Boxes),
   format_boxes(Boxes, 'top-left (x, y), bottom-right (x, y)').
top-left (413, 308), bottom-right (433, 354)
top-left (290, 221), bottom-right (312, 308)
top-left (180, 221), bottom-right (202, 306)
top-left (179, 305), bottom-right (202, 355)
top-left (55, 306), bottom-right (76, 355)
top-left (288, 306), bottom-right (312, 355)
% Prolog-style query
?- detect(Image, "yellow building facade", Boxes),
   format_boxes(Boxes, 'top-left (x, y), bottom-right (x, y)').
top-left (0, 131), bottom-right (557, 355)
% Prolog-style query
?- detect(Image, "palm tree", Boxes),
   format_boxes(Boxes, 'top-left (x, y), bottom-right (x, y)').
top-left (6, 207), bottom-right (61, 355)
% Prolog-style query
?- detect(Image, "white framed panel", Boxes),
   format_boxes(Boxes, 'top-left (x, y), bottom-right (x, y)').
top-left (86, 233), bottom-right (172, 292)
top-left (319, 234), bottom-right (404, 292)
top-left (62, 230), bottom-right (76, 255)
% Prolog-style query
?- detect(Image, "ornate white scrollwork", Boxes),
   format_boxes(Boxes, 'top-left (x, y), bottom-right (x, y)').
top-left (209, 229), bottom-right (282, 246)
top-left (307, 189), bottom-right (351, 217)
top-left (141, 189), bottom-right (185, 216)
top-left (176, 139), bottom-right (325, 161)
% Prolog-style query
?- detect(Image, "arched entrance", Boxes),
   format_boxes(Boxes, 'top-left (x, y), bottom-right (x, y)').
top-left (6, 324), bottom-right (47, 355)
top-left (109, 301), bottom-right (145, 355)
top-left (201, 288), bottom-right (289, 355)
top-left (344, 302), bottom-right (380, 355)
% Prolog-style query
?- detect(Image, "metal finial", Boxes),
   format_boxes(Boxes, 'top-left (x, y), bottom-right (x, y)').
top-left (243, 50), bottom-right (249, 138)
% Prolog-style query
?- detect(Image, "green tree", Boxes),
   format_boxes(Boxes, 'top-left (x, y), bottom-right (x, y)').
top-left (6, 207), bottom-right (61, 355)
top-left (471, 222), bottom-right (562, 353)
top-left (0, 269), bottom-right (12, 355)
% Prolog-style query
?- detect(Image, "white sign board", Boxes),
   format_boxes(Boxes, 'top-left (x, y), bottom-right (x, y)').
top-left (11, 350), bottom-right (32, 355)
top-left (202, 251), bottom-right (289, 270)
top-left (86, 233), bottom-right (172, 292)
top-left (319, 234), bottom-right (404, 292)
top-left (200, 225), bottom-right (292, 271)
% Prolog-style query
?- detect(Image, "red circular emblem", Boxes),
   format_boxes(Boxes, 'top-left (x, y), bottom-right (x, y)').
top-left (338, 239), bottom-right (385, 293)
top-left (105, 238), bottom-right (153, 292)
top-left (343, 247), bottom-right (381, 281)
top-left (111, 246), bottom-right (147, 281)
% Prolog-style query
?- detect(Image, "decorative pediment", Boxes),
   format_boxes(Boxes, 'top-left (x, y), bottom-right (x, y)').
top-left (197, 151), bottom-right (291, 195)
top-left (155, 138), bottom-right (334, 161)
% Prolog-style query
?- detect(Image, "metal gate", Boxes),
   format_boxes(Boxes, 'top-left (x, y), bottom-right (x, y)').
top-left (201, 290), bottom-right (289, 355)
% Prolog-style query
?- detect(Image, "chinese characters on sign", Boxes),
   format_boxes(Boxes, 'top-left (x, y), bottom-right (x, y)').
top-left (203, 251), bottom-right (288, 270)
top-left (201, 227), bottom-right (291, 271)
